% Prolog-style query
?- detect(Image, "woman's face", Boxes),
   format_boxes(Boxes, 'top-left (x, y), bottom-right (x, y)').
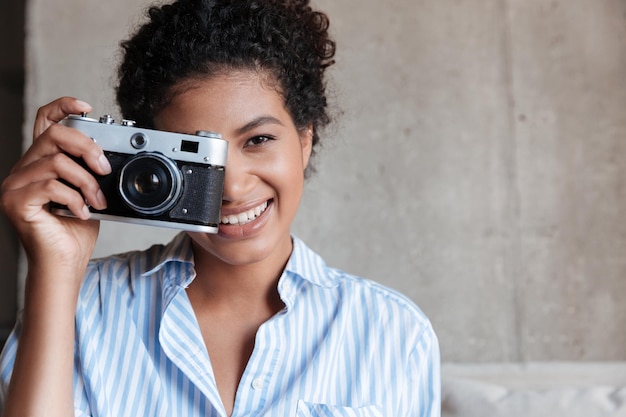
top-left (155, 70), bottom-right (312, 268)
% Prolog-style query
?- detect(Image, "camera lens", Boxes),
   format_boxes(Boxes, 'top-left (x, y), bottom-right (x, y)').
top-left (118, 153), bottom-right (182, 215)
top-left (134, 172), bottom-right (160, 194)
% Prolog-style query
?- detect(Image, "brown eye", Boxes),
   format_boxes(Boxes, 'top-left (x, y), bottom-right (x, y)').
top-left (244, 135), bottom-right (275, 147)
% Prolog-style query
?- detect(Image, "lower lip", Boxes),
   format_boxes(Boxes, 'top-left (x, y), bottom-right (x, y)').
top-left (217, 201), bottom-right (273, 239)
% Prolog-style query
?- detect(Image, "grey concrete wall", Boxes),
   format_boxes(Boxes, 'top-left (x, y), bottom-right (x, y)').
top-left (19, 0), bottom-right (626, 363)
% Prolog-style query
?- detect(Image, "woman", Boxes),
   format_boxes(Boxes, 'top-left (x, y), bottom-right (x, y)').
top-left (0, 0), bottom-right (440, 416)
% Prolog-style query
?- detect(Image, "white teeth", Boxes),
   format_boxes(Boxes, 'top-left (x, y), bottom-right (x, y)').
top-left (221, 201), bottom-right (268, 225)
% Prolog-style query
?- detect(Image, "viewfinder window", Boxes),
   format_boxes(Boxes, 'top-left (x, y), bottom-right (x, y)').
top-left (181, 140), bottom-right (199, 153)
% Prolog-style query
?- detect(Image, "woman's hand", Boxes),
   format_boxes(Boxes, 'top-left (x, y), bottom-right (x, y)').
top-left (0, 97), bottom-right (113, 417)
top-left (1, 97), bottom-right (112, 275)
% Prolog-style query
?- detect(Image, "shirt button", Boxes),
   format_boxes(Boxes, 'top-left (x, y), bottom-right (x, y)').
top-left (252, 378), bottom-right (264, 390)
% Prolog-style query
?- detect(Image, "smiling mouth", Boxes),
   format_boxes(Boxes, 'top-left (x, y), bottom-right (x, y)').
top-left (220, 200), bottom-right (269, 225)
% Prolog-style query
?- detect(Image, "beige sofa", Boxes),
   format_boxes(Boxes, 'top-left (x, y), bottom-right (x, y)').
top-left (441, 362), bottom-right (626, 417)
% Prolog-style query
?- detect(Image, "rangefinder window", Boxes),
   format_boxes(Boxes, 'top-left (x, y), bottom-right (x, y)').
top-left (181, 140), bottom-right (199, 153)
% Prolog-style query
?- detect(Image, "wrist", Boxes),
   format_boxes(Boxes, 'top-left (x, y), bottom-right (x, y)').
top-left (26, 249), bottom-right (90, 282)
top-left (22, 263), bottom-right (85, 314)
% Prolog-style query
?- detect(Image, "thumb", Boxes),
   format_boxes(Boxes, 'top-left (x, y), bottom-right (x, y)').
top-left (33, 97), bottom-right (93, 140)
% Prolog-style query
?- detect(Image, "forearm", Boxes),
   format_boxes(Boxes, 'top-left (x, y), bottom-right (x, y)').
top-left (2, 266), bottom-right (83, 417)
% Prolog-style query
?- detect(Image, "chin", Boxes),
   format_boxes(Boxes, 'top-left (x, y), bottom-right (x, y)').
top-left (187, 230), bottom-right (292, 268)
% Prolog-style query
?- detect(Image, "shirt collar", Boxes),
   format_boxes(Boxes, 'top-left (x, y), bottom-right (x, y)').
top-left (135, 233), bottom-right (338, 290)
top-left (138, 232), bottom-right (195, 287)
top-left (283, 236), bottom-right (339, 288)
top-left (276, 236), bottom-right (339, 309)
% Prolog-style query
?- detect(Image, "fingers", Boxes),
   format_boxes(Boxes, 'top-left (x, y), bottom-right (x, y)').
top-left (1, 178), bottom-right (92, 222)
top-left (15, 123), bottom-right (112, 177)
top-left (33, 97), bottom-right (92, 140)
top-left (2, 152), bottom-right (107, 212)
top-left (0, 97), bottom-right (105, 270)
top-left (2, 97), bottom-right (111, 225)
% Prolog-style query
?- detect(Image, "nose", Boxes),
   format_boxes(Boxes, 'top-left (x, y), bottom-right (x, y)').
top-left (221, 151), bottom-right (252, 203)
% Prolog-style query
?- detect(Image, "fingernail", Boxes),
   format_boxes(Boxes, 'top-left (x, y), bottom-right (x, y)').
top-left (98, 154), bottom-right (112, 174)
top-left (75, 99), bottom-right (92, 110)
top-left (96, 189), bottom-right (107, 209)
top-left (82, 205), bottom-right (91, 219)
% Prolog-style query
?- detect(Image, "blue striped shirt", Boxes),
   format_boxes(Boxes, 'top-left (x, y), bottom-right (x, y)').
top-left (0, 233), bottom-right (440, 416)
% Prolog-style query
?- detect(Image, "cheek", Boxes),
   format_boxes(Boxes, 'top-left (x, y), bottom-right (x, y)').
top-left (284, 153), bottom-right (307, 186)
top-left (260, 145), bottom-right (307, 189)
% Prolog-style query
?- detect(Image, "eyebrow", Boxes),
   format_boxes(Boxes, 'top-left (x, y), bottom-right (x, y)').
top-left (235, 116), bottom-right (285, 135)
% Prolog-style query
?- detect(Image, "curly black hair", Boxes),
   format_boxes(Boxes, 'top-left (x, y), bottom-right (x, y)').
top-left (116, 0), bottom-right (336, 165)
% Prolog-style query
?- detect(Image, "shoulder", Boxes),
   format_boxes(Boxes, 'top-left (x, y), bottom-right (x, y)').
top-left (331, 270), bottom-right (440, 380)
top-left (290, 236), bottom-right (435, 343)
top-left (337, 269), bottom-right (433, 333)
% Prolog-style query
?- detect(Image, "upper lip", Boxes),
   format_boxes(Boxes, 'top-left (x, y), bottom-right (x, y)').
top-left (219, 199), bottom-right (271, 217)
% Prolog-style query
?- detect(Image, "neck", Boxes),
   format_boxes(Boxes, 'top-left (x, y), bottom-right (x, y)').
top-left (187, 239), bottom-right (291, 314)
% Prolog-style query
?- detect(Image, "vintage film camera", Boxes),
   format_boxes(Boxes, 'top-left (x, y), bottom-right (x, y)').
top-left (51, 114), bottom-right (228, 233)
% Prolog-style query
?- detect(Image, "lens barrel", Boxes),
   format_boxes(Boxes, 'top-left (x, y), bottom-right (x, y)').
top-left (118, 153), bottom-right (183, 215)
